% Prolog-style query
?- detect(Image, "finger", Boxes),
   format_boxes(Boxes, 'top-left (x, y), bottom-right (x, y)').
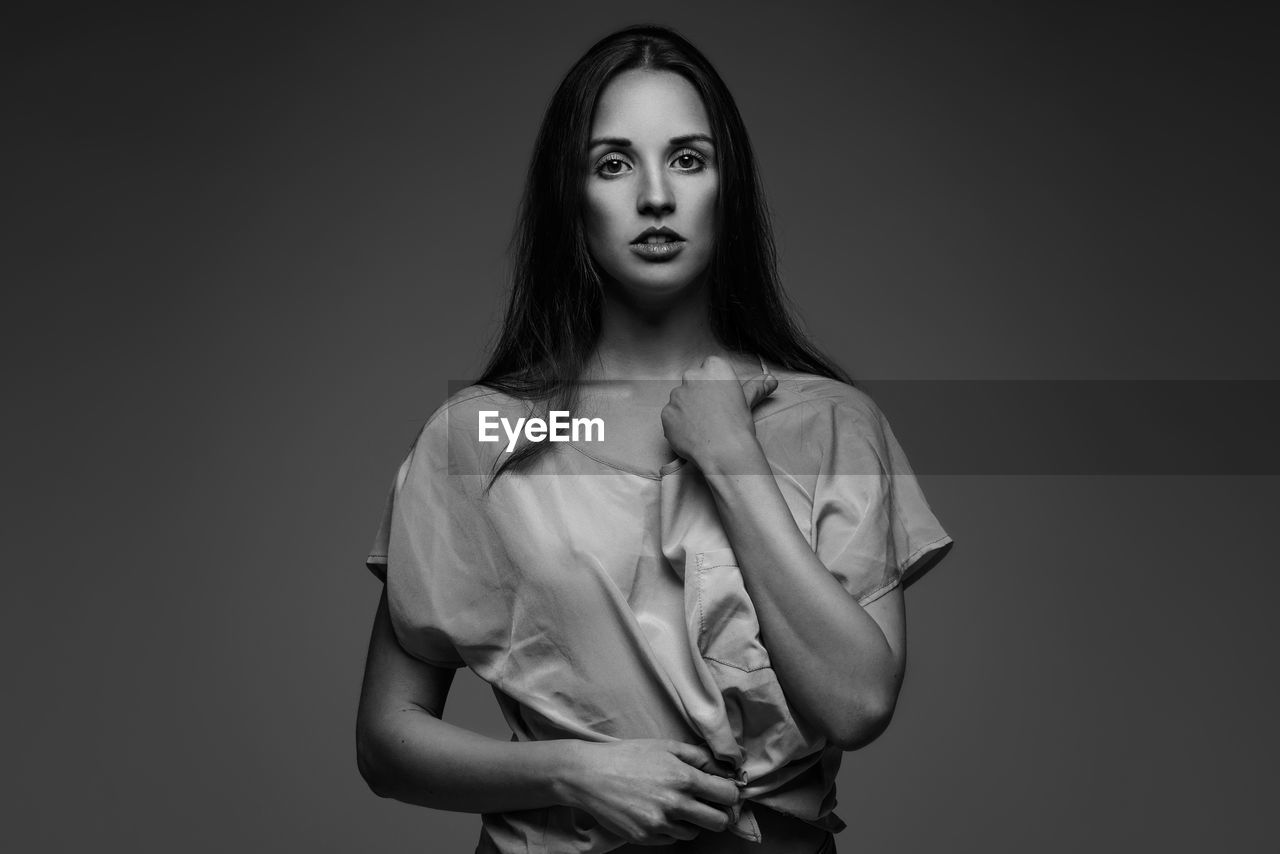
top-left (667, 742), bottom-right (738, 777)
top-left (665, 740), bottom-right (715, 769)
top-left (740, 373), bottom-right (778, 409)
top-left (685, 769), bottom-right (742, 806)
top-left (674, 799), bottom-right (736, 833)
top-left (660, 821), bottom-right (701, 842)
top-left (666, 741), bottom-right (743, 780)
top-left (749, 373), bottom-right (779, 401)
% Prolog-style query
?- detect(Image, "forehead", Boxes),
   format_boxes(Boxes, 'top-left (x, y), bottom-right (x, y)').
top-left (591, 69), bottom-right (711, 138)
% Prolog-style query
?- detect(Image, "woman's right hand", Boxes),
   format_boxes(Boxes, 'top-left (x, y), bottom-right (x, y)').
top-left (558, 739), bottom-right (743, 846)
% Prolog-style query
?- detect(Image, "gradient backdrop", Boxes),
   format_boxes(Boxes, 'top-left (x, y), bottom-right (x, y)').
top-left (8, 1), bottom-right (1276, 852)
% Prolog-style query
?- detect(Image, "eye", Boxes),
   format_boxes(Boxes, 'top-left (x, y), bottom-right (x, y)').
top-left (671, 149), bottom-right (708, 172)
top-left (593, 153), bottom-right (632, 178)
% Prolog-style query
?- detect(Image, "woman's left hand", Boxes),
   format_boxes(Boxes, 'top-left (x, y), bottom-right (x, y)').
top-left (661, 356), bottom-right (777, 472)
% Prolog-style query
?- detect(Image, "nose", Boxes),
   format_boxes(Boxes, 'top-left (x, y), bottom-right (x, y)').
top-left (636, 163), bottom-right (675, 217)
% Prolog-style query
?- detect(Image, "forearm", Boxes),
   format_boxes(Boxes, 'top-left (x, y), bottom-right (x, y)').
top-left (359, 707), bottom-right (584, 812)
top-left (699, 437), bottom-right (898, 747)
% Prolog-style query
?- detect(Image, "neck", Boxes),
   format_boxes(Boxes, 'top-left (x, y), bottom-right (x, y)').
top-left (586, 281), bottom-right (728, 381)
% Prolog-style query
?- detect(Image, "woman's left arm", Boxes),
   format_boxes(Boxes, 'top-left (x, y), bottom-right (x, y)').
top-left (662, 358), bottom-right (905, 751)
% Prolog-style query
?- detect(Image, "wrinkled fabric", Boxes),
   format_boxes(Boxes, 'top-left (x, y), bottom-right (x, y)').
top-left (366, 371), bottom-right (954, 854)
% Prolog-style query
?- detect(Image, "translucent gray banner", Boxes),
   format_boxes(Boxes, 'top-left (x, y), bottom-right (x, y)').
top-left (857, 380), bottom-right (1280, 475)
top-left (432, 380), bottom-right (1280, 475)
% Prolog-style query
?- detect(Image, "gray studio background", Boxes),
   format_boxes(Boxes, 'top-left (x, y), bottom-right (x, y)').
top-left (9, 1), bottom-right (1276, 852)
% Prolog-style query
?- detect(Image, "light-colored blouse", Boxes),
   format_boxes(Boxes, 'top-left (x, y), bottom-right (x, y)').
top-left (366, 368), bottom-right (954, 854)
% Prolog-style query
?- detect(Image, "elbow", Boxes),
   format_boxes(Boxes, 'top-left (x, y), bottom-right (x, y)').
top-left (356, 752), bottom-right (387, 799)
top-left (826, 693), bottom-right (897, 751)
top-left (355, 720), bottom-right (396, 799)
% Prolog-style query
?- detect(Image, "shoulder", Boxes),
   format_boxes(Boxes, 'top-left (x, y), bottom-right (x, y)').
top-left (417, 382), bottom-right (550, 441)
top-left (423, 384), bottom-right (525, 429)
top-left (752, 370), bottom-right (897, 476)
top-left (408, 384), bottom-right (532, 474)
top-left (755, 369), bottom-right (885, 430)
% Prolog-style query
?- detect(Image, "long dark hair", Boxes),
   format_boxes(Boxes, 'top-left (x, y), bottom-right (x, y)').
top-left (477, 24), bottom-right (853, 480)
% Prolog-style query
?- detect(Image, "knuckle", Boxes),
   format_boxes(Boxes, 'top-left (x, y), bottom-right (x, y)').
top-left (643, 806), bottom-right (667, 829)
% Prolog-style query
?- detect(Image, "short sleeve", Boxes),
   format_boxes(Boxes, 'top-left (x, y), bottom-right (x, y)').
top-left (810, 396), bottom-right (955, 607)
top-left (364, 406), bottom-right (512, 669)
top-left (365, 455), bottom-right (411, 584)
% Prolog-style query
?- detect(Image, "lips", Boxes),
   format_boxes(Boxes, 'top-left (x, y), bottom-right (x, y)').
top-left (631, 226), bottom-right (686, 245)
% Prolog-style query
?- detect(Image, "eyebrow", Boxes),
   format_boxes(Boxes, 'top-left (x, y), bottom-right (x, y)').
top-left (588, 133), bottom-right (715, 149)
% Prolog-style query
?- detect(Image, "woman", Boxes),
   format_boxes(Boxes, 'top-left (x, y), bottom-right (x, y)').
top-left (357, 24), bottom-right (954, 854)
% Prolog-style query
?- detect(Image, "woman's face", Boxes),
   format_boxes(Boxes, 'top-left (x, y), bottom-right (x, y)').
top-left (583, 69), bottom-right (718, 301)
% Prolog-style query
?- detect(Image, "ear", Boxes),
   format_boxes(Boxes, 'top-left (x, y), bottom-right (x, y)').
top-left (740, 373), bottom-right (779, 409)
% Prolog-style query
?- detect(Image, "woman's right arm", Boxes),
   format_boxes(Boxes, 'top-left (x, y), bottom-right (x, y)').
top-left (355, 589), bottom-right (742, 839)
top-left (356, 588), bottom-right (576, 811)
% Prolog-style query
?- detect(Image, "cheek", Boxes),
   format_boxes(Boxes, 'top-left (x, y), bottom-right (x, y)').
top-left (694, 186), bottom-right (718, 240)
top-left (693, 182), bottom-right (717, 227)
top-left (583, 191), bottom-right (622, 246)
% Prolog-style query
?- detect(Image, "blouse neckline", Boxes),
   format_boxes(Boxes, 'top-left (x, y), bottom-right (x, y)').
top-left (562, 353), bottom-right (771, 480)
top-left (564, 440), bottom-right (689, 480)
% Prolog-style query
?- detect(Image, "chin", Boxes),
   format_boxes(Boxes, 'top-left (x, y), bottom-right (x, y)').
top-left (618, 270), bottom-right (701, 298)
top-left (613, 257), bottom-right (710, 293)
